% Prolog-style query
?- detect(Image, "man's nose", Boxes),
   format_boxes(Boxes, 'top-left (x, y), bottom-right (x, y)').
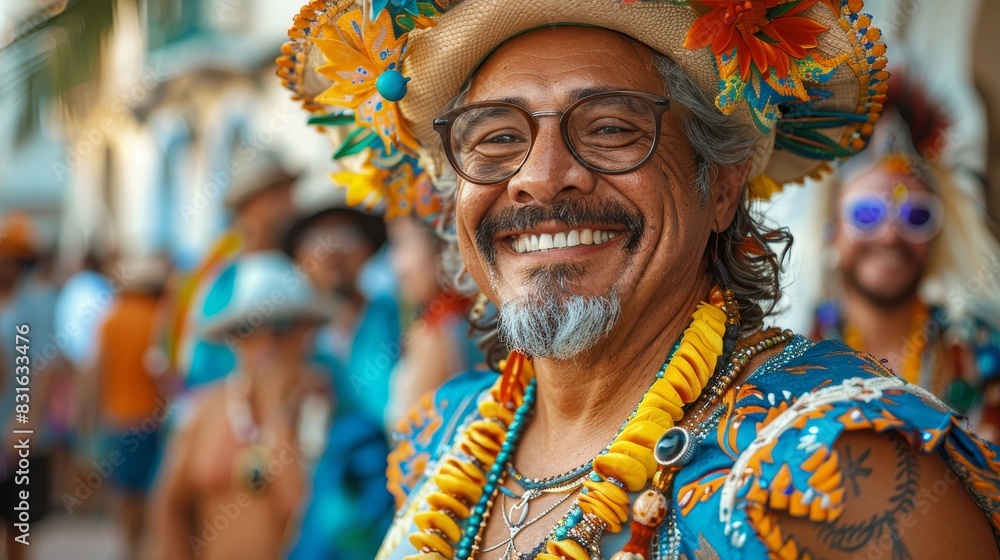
top-left (870, 217), bottom-right (907, 245)
top-left (505, 121), bottom-right (598, 204)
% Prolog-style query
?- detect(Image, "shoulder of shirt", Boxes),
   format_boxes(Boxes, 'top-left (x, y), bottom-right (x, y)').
top-left (701, 335), bottom-right (1000, 556)
top-left (386, 369), bottom-right (495, 510)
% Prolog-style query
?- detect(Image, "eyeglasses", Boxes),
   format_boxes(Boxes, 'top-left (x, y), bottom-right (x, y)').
top-left (433, 90), bottom-right (693, 185)
top-left (842, 188), bottom-right (944, 243)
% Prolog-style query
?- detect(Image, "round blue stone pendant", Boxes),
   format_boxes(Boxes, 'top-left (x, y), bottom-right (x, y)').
top-left (654, 426), bottom-right (696, 467)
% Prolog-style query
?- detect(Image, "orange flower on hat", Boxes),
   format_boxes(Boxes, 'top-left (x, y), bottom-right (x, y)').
top-left (312, 8), bottom-right (419, 153)
top-left (684, 0), bottom-right (829, 80)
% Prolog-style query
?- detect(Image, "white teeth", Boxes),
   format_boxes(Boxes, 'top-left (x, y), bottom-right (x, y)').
top-left (511, 228), bottom-right (619, 254)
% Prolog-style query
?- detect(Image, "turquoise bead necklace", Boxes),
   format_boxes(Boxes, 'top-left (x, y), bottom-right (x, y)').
top-left (457, 340), bottom-right (681, 559)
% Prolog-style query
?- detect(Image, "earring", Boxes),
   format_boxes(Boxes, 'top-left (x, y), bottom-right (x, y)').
top-left (712, 225), bottom-right (742, 369)
top-left (469, 291), bottom-right (489, 323)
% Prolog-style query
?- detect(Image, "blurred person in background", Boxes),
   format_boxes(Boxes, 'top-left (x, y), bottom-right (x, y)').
top-left (159, 151), bottom-right (298, 392)
top-left (283, 175), bottom-right (397, 559)
top-left (22, 248), bottom-right (77, 508)
top-left (92, 257), bottom-right (169, 560)
top-left (55, 248), bottom-right (114, 481)
top-left (282, 176), bottom-right (398, 430)
top-left (386, 214), bottom-right (483, 427)
top-left (148, 252), bottom-right (331, 560)
top-left (812, 73), bottom-right (1000, 442)
top-left (0, 212), bottom-right (58, 560)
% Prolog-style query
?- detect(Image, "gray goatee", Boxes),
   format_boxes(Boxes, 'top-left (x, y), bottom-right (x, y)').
top-left (496, 265), bottom-right (621, 359)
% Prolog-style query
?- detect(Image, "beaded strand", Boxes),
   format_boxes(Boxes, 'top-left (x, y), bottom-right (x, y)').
top-left (455, 380), bottom-right (537, 559)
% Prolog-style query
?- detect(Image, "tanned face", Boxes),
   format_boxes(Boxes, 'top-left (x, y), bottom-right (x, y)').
top-left (834, 166), bottom-right (935, 307)
top-left (452, 27), bottom-right (741, 356)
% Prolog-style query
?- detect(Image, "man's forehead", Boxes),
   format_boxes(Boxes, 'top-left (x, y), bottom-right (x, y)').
top-left (466, 26), bottom-right (660, 100)
top-left (845, 166), bottom-right (933, 197)
top-left (487, 87), bottom-right (630, 107)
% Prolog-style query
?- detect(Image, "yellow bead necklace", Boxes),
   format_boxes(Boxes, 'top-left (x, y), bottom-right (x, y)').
top-left (406, 289), bottom-right (752, 559)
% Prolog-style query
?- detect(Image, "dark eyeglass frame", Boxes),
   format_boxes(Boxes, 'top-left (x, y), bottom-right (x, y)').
top-left (432, 90), bottom-right (694, 186)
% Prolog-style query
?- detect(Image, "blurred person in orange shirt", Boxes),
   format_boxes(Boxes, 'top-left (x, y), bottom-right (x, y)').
top-left (93, 257), bottom-right (169, 560)
top-left (811, 73), bottom-right (1000, 442)
top-left (148, 252), bottom-right (331, 560)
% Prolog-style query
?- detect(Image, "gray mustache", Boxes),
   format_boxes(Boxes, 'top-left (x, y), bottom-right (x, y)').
top-left (475, 198), bottom-right (645, 264)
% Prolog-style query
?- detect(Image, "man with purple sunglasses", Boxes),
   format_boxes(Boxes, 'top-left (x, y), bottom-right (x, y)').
top-left (813, 75), bottom-right (1000, 443)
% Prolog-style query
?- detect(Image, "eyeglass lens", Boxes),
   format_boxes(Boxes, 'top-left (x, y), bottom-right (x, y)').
top-left (845, 194), bottom-right (941, 242)
top-left (448, 94), bottom-right (660, 184)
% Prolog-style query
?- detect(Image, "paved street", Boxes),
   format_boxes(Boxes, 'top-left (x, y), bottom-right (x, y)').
top-left (10, 513), bottom-right (123, 560)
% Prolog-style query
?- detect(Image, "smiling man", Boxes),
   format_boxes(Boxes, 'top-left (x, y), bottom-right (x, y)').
top-left (811, 75), bottom-right (1000, 444)
top-left (279, 1), bottom-right (1000, 558)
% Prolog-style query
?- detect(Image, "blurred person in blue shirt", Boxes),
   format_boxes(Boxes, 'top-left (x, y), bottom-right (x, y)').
top-left (283, 175), bottom-right (399, 560)
top-left (0, 212), bottom-right (60, 560)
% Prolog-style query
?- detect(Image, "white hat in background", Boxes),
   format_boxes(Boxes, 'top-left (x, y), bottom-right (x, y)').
top-left (222, 150), bottom-right (300, 212)
top-left (199, 251), bottom-right (332, 341)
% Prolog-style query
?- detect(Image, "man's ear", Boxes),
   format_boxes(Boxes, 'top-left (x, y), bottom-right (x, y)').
top-left (712, 159), bottom-right (752, 232)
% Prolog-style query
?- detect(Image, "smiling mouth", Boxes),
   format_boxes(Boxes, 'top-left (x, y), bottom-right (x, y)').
top-left (510, 228), bottom-right (619, 254)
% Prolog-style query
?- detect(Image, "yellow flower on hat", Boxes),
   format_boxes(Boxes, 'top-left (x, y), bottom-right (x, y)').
top-left (312, 8), bottom-right (420, 153)
top-left (330, 164), bottom-right (388, 210)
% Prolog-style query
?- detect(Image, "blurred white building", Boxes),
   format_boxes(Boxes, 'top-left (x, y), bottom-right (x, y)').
top-left (1, 0), bottom-right (327, 269)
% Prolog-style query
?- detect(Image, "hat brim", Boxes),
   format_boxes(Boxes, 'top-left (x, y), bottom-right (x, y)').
top-left (281, 206), bottom-right (388, 257)
top-left (283, 0), bottom-right (882, 186)
top-left (201, 306), bottom-right (332, 342)
top-left (223, 166), bottom-right (300, 211)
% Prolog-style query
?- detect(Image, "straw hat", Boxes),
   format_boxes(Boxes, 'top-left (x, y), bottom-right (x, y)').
top-left (223, 150), bottom-right (300, 211)
top-left (277, 0), bottom-right (887, 208)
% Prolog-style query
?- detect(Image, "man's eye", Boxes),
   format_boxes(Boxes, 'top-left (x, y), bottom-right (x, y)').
top-left (483, 133), bottom-right (520, 144)
top-left (596, 125), bottom-right (628, 134)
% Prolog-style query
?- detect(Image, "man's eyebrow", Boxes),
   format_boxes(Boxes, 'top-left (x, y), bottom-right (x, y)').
top-left (490, 88), bottom-right (620, 108)
top-left (570, 88), bottom-right (612, 101)
top-left (496, 96), bottom-right (528, 106)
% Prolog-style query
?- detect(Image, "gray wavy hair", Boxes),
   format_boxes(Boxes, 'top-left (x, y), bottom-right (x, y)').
top-left (432, 52), bottom-right (792, 370)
